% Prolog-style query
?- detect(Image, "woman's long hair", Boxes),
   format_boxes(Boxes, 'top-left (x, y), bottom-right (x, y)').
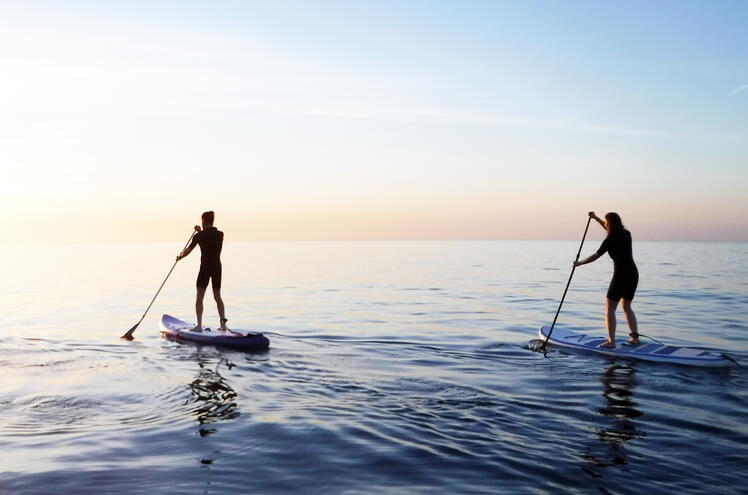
top-left (605, 212), bottom-right (625, 235)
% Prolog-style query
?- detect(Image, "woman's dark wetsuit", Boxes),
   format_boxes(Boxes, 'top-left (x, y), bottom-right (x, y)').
top-left (596, 229), bottom-right (638, 301)
top-left (187, 226), bottom-right (224, 289)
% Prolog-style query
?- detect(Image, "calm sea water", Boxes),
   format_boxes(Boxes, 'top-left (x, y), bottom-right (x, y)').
top-left (0, 241), bottom-right (746, 494)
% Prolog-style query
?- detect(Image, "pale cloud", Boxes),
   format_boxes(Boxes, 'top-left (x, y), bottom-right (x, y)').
top-left (730, 83), bottom-right (748, 96)
top-left (271, 102), bottom-right (672, 138)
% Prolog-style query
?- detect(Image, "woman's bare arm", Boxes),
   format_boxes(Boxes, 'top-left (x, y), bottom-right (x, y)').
top-left (574, 251), bottom-right (602, 267)
top-left (588, 211), bottom-right (606, 230)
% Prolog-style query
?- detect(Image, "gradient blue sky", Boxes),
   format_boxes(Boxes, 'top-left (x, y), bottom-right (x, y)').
top-left (1, 1), bottom-right (746, 241)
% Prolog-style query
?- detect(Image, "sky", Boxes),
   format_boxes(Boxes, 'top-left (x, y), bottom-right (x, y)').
top-left (1, 0), bottom-right (746, 242)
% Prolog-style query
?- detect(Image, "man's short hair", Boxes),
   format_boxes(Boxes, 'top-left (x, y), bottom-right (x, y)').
top-left (202, 211), bottom-right (215, 225)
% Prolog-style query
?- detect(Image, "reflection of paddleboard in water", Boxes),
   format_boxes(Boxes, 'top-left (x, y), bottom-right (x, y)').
top-left (539, 326), bottom-right (730, 367)
top-left (160, 314), bottom-right (269, 351)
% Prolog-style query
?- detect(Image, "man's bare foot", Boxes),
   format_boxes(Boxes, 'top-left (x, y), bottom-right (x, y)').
top-left (598, 341), bottom-right (615, 349)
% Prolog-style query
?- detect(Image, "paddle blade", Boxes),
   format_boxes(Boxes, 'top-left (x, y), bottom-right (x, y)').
top-left (527, 339), bottom-right (546, 353)
top-left (121, 323), bottom-right (139, 340)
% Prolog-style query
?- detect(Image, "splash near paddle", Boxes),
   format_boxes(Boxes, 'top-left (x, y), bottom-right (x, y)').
top-left (539, 326), bottom-right (730, 367)
top-left (160, 314), bottom-right (269, 351)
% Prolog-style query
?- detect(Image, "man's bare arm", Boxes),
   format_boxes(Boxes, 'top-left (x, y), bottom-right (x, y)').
top-left (176, 226), bottom-right (201, 261)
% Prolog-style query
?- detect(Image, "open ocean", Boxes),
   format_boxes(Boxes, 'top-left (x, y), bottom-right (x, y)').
top-left (0, 240), bottom-right (746, 494)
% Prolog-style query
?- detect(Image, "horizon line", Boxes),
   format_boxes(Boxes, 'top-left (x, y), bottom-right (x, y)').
top-left (3, 238), bottom-right (747, 246)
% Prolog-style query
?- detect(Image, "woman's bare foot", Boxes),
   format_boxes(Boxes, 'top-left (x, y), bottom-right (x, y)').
top-left (191, 325), bottom-right (203, 333)
top-left (598, 341), bottom-right (615, 349)
top-left (626, 333), bottom-right (640, 345)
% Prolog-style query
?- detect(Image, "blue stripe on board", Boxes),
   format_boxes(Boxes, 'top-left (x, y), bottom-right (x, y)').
top-left (633, 343), bottom-right (660, 354)
top-left (654, 346), bottom-right (679, 355)
top-left (583, 339), bottom-right (607, 347)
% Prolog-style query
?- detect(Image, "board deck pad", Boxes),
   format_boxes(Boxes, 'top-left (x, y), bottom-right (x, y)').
top-left (538, 326), bottom-right (729, 367)
top-left (160, 314), bottom-right (269, 351)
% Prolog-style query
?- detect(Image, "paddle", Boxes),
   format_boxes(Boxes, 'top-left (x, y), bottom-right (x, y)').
top-left (121, 230), bottom-right (197, 340)
top-left (541, 214), bottom-right (593, 356)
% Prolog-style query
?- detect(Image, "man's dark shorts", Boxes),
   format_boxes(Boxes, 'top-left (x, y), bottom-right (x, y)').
top-left (197, 263), bottom-right (222, 289)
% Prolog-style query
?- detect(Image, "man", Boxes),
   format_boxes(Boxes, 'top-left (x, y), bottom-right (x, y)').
top-left (176, 211), bottom-right (228, 332)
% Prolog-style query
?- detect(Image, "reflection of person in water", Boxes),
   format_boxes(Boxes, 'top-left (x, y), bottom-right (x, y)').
top-left (583, 364), bottom-right (642, 471)
top-left (187, 356), bottom-right (239, 430)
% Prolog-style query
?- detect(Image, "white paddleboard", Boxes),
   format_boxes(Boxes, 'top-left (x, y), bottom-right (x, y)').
top-left (539, 326), bottom-right (731, 367)
top-left (160, 314), bottom-right (269, 351)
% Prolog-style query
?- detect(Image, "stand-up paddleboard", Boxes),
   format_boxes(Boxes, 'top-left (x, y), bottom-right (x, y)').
top-left (160, 314), bottom-right (269, 351)
top-left (539, 326), bottom-right (730, 367)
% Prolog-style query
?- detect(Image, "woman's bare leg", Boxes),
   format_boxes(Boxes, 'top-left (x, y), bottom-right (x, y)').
top-left (599, 298), bottom-right (619, 348)
top-left (622, 299), bottom-right (639, 343)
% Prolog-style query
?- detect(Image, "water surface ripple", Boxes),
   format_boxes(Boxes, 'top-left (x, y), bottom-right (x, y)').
top-left (0, 241), bottom-right (746, 494)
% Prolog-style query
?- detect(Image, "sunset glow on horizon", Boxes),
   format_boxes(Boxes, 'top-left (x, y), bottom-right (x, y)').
top-left (2, 1), bottom-right (747, 243)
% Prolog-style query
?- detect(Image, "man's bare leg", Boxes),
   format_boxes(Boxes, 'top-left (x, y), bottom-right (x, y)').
top-left (194, 286), bottom-right (207, 331)
top-left (213, 287), bottom-right (227, 331)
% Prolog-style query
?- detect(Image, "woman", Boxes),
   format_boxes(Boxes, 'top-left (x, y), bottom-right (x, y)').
top-left (574, 211), bottom-right (639, 349)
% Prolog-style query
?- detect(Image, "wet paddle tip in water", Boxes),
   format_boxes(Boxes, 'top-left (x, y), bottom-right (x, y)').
top-left (121, 324), bottom-right (138, 340)
top-left (527, 339), bottom-right (546, 353)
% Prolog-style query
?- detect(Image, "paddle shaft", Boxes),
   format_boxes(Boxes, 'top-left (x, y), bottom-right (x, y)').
top-left (542, 216), bottom-right (593, 354)
top-left (121, 231), bottom-right (196, 339)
